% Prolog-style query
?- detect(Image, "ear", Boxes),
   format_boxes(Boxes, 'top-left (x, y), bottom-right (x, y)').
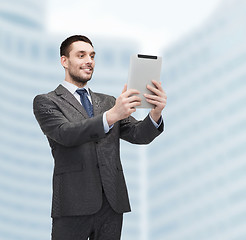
top-left (61, 56), bottom-right (68, 69)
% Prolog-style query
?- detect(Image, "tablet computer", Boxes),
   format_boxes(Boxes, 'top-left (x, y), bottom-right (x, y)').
top-left (127, 54), bottom-right (162, 108)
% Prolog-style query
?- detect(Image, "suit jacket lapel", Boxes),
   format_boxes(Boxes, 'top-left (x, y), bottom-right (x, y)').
top-left (89, 89), bottom-right (103, 116)
top-left (54, 84), bottom-right (89, 118)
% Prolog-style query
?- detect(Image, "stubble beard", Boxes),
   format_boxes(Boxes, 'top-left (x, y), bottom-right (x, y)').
top-left (69, 69), bottom-right (93, 85)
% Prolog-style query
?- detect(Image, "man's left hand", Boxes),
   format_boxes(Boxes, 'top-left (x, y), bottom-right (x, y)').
top-left (144, 80), bottom-right (167, 123)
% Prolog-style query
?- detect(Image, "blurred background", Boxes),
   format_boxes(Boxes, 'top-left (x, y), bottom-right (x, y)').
top-left (0, 0), bottom-right (246, 239)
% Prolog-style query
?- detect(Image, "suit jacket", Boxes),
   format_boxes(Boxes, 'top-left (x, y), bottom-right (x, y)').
top-left (33, 84), bottom-right (163, 217)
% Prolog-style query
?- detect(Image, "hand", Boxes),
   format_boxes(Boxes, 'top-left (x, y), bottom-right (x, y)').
top-left (106, 84), bottom-right (141, 125)
top-left (144, 80), bottom-right (167, 123)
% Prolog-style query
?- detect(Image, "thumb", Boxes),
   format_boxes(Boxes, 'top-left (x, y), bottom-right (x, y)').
top-left (122, 84), bottom-right (127, 94)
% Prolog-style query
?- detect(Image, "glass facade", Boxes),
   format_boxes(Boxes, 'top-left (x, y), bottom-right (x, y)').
top-left (148, 0), bottom-right (246, 239)
top-left (0, 1), bottom-right (139, 239)
top-left (1, 0), bottom-right (246, 239)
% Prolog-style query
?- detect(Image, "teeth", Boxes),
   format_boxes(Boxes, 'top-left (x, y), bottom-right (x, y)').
top-left (81, 68), bottom-right (91, 71)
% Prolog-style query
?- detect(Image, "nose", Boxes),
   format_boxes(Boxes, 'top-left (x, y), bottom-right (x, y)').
top-left (85, 54), bottom-right (93, 64)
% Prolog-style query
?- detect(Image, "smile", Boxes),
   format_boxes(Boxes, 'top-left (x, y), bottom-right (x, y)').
top-left (81, 67), bottom-right (93, 73)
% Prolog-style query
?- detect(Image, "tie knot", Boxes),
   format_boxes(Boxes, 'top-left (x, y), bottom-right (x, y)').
top-left (76, 88), bottom-right (88, 96)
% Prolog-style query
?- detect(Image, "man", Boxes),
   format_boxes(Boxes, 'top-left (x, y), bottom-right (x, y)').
top-left (33, 35), bottom-right (167, 240)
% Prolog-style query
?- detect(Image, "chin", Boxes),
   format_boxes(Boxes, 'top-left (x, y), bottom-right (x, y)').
top-left (70, 73), bottom-right (92, 85)
top-left (82, 75), bottom-right (92, 82)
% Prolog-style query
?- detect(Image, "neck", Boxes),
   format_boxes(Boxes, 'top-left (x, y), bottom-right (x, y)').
top-left (65, 74), bottom-right (87, 88)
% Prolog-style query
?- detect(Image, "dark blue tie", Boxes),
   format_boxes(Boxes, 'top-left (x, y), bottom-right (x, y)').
top-left (76, 89), bottom-right (94, 117)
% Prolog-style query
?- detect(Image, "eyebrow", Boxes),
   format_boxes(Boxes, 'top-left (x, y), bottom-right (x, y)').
top-left (77, 50), bottom-right (96, 55)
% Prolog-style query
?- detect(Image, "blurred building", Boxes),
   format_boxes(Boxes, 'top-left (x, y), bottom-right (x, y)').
top-left (148, 0), bottom-right (246, 239)
top-left (0, 0), bottom-right (141, 239)
top-left (2, 0), bottom-right (246, 240)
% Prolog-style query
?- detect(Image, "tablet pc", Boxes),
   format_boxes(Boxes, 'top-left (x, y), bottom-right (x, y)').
top-left (127, 54), bottom-right (162, 108)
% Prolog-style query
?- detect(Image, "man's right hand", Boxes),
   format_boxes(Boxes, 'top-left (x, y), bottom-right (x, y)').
top-left (106, 84), bottom-right (141, 126)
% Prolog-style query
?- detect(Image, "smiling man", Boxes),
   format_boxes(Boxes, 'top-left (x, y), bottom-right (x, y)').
top-left (61, 38), bottom-right (95, 85)
top-left (33, 35), bottom-right (167, 240)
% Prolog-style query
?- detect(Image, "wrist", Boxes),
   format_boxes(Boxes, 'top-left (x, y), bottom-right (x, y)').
top-left (150, 110), bottom-right (161, 123)
top-left (106, 108), bottom-right (119, 126)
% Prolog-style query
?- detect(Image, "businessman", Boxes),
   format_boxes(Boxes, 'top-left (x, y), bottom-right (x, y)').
top-left (33, 35), bottom-right (167, 240)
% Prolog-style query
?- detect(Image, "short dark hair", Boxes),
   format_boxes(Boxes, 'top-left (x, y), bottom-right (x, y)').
top-left (60, 35), bottom-right (94, 57)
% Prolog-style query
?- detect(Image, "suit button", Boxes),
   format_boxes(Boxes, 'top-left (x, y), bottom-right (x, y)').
top-left (96, 163), bottom-right (99, 168)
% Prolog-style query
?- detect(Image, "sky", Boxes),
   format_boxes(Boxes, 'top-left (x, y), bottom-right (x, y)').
top-left (47, 0), bottom-right (222, 54)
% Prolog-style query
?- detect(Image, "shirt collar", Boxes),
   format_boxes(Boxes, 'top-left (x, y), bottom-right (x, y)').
top-left (62, 80), bottom-right (89, 95)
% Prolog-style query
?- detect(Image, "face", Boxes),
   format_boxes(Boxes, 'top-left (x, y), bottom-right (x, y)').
top-left (61, 41), bottom-right (95, 87)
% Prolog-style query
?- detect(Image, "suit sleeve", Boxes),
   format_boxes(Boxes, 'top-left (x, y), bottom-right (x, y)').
top-left (33, 94), bottom-right (106, 147)
top-left (119, 114), bottom-right (164, 144)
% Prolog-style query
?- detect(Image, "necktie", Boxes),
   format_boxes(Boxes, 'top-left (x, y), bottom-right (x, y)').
top-left (76, 89), bottom-right (94, 117)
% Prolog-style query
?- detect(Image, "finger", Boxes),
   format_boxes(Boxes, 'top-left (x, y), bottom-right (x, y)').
top-left (145, 96), bottom-right (166, 108)
top-left (144, 92), bottom-right (167, 101)
top-left (146, 85), bottom-right (162, 96)
top-left (144, 94), bottom-right (162, 102)
top-left (124, 89), bottom-right (140, 97)
top-left (150, 80), bottom-right (164, 92)
top-left (152, 79), bottom-right (161, 88)
top-left (128, 95), bottom-right (142, 103)
top-left (146, 98), bottom-right (166, 109)
top-left (128, 107), bottom-right (137, 115)
top-left (128, 101), bottom-right (142, 108)
top-left (122, 84), bottom-right (127, 94)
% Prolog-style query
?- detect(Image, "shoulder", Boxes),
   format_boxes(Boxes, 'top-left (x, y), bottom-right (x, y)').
top-left (33, 84), bottom-right (67, 102)
top-left (33, 91), bottom-right (54, 103)
top-left (33, 88), bottom-right (59, 110)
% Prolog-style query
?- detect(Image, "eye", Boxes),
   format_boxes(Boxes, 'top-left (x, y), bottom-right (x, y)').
top-left (91, 55), bottom-right (95, 60)
top-left (79, 54), bottom-right (84, 58)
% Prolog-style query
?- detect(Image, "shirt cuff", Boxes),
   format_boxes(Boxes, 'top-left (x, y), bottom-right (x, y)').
top-left (103, 112), bottom-right (114, 133)
top-left (149, 114), bottom-right (163, 128)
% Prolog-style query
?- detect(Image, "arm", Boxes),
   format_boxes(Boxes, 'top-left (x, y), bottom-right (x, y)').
top-left (33, 94), bottom-right (106, 147)
top-left (106, 82), bottom-right (167, 126)
top-left (106, 83), bottom-right (166, 144)
top-left (106, 84), bottom-right (141, 126)
top-left (119, 114), bottom-right (164, 144)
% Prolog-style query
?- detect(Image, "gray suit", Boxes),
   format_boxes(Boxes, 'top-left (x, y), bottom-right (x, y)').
top-left (33, 84), bottom-right (163, 218)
